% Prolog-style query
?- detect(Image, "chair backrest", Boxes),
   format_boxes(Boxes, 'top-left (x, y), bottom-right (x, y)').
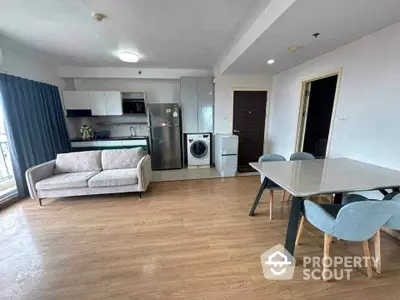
top-left (333, 201), bottom-right (395, 241)
top-left (258, 154), bottom-right (286, 183)
top-left (383, 194), bottom-right (400, 230)
top-left (258, 154), bottom-right (286, 163)
top-left (290, 152), bottom-right (315, 161)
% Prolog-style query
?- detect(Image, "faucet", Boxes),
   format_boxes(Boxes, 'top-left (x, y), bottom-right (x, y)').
top-left (130, 126), bottom-right (136, 137)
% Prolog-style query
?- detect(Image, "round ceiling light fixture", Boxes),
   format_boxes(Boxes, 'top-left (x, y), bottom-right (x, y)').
top-left (118, 52), bottom-right (139, 63)
top-left (267, 59), bottom-right (275, 64)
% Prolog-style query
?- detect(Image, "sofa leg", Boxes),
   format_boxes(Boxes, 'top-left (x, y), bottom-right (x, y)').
top-left (139, 192), bottom-right (142, 199)
top-left (38, 198), bottom-right (43, 207)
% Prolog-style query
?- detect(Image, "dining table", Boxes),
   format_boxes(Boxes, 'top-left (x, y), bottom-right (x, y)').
top-left (249, 158), bottom-right (400, 256)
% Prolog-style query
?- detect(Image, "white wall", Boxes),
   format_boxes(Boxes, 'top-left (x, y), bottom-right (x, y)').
top-left (73, 78), bottom-right (180, 103)
top-left (0, 35), bottom-right (62, 87)
top-left (213, 66), bottom-right (273, 152)
top-left (268, 22), bottom-right (400, 197)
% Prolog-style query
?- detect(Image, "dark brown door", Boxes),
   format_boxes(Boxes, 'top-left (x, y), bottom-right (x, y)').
top-left (233, 91), bottom-right (267, 172)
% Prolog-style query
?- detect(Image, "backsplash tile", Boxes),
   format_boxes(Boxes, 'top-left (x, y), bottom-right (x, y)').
top-left (66, 115), bottom-right (149, 139)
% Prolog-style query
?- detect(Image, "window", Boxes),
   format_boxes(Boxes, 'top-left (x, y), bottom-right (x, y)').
top-left (0, 92), bottom-right (16, 202)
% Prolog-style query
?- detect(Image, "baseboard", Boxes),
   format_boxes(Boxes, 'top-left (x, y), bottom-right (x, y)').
top-left (0, 193), bottom-right (21, 210)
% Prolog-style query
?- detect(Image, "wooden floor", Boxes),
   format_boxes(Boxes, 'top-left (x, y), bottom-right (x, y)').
top-left (1, 177), bottom-right (400, 300)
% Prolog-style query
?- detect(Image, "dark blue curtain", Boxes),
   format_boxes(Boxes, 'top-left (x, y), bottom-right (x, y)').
top-left (0, 73), bottom-right (70, 197)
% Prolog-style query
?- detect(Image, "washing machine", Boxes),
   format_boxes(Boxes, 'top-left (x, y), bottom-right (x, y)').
top-left (187, 133), bottom-right (211, 167)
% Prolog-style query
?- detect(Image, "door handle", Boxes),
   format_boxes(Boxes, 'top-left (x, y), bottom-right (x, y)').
top-left (233, 130), bottom-right (240, 133)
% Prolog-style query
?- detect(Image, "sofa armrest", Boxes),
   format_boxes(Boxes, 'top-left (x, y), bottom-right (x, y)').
top-left (25, 160), bottom-right (56, 199)
top-left (137, 155), bottom-right (152, 191)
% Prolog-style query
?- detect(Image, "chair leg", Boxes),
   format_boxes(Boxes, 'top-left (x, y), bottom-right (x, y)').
top-left (295, 216), bottom-right (305, 245)
top-left (323, 233), bottom-right (332, 282)
top-left (281, 190), bottom-right (286, 204)
top-left (269, 190), bottom-right (274, 220)
top-left (374, 230), bottom-right (381, 274)
top-left (38, 198), bottom-right (43, 207)
top-left (363, 240), bottom-right (373, 278)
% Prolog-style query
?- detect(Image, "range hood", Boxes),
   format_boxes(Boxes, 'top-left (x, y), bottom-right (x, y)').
top-left (121, 92), bottom-right (146, 100)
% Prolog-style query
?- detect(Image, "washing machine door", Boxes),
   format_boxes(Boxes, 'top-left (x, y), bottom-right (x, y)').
top-left (190, 140), bottom-right (208, 158)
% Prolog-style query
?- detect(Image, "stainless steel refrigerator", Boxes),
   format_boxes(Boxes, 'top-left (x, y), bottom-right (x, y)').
top-left (148, 103), bottom-right (182, 170)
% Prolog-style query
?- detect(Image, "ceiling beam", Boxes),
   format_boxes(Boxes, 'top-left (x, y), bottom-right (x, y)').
top-left (218, 0), bottom-right (298, 74)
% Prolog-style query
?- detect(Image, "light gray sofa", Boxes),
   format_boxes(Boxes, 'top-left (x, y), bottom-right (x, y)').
top-left (26, 148), bottom-right (152, 206)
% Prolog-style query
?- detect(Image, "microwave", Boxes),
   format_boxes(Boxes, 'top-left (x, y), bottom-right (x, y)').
top-left (122, 99), bottom-right (146, 114)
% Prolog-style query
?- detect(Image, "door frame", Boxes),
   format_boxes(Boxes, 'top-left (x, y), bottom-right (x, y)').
top-left (232, 88), bottom-right (270, 153)
top-left (294, 68), bottom-right (343, 157)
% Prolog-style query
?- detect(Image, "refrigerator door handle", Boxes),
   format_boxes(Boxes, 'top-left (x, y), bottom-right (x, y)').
top-left (148, 125), bottom-right (173, 128)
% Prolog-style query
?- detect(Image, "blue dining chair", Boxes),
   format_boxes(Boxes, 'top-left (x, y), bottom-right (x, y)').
top-left (287, 152), bottom-right (317, 202)
top-left (344, 192), bottom-right (400, 274)
top-left (290, 152), bottom-right (316, 161)
top-left (379, 195), bottom-right (400, 272)
top-left (295, 200), bottom-right (395, 281)
top-left (249, 154), bottom-right (286, 219)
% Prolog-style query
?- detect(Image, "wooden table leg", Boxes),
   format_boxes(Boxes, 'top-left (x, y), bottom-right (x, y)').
top-left (285, 196), bottom-right (304, 256)
top-left (249, 177), bottom-right (268, 216)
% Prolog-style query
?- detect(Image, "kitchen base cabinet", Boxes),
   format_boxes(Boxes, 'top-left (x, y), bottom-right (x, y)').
top-left (70, 139), bottom-right (149, 153)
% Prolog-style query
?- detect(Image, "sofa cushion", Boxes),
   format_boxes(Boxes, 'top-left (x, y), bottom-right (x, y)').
top-left (36, 171), bottom-right (100, 190)
top-left (54, 151), bottom-right (102, 174)
top-left (101, 148), bottom-right (144, 170)
top-left (88, 169), bottom-right (138, 188)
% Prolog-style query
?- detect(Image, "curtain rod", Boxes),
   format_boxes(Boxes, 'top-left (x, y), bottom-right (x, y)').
top-left (0, 70), bottom-right (60, 87)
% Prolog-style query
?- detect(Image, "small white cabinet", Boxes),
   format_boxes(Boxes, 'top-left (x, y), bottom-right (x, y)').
top-left (89, 92), bottom-right (107, 116)
top-left (63, 91), bottom-right (90, 110)
top-left (105, 92), bottom-right (123, 115)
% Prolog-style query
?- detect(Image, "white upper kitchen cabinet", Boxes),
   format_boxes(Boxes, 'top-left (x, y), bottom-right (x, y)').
top-left (181, 77), bottom-right (214, 133)
top-left (63, 91), bottom-right (90, 110)
top-left (197, 78), bottom-right (213, 133)
top-left (181, 78), bottom-right (198, 133)
top-left (89, 92), bottom-right (107, 116)
top-left (105, 91), bottom-right (123, 115)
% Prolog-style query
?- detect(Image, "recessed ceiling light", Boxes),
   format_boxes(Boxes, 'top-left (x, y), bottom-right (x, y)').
top-left (118, 52), bottom-right (139, 63)
top-left (267, 59), bottom-right (275, 64)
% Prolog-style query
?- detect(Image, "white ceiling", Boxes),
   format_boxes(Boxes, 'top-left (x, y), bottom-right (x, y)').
top-left (2, 0), bottom-right (400, 74)
top-left (224, 0), bottom-right (400, 74)
top-left (0, 0), bottom-right (260, 69)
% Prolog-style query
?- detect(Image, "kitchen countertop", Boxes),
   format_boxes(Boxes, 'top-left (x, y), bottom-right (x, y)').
top-left (70, 136), bottom-right (149, 142)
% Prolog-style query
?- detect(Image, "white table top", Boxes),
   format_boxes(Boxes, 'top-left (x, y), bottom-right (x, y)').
top-left (250, 158), bottom-right (400, 197)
